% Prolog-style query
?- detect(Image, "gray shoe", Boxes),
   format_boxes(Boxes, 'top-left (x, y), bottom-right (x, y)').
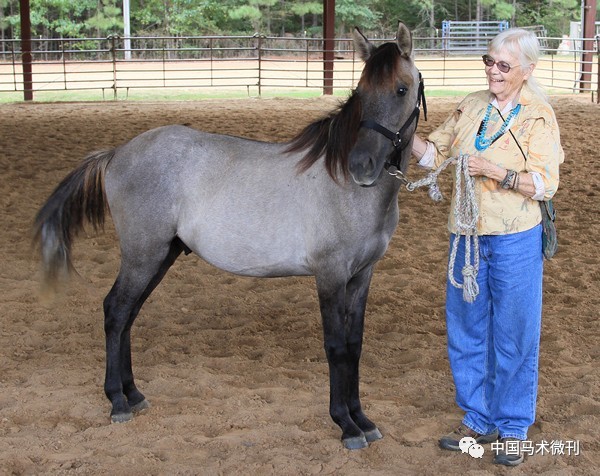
top-left (493, 438), bottom-right (525, 466)
top-left (439, 424), bottom-right (499, 451)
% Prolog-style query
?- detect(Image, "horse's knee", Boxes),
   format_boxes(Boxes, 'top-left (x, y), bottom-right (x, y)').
top-left (323, 342), bottom-right (349, 364)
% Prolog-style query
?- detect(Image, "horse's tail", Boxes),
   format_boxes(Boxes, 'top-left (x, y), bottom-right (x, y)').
top-left (33, 149), bottom-right (115, 290)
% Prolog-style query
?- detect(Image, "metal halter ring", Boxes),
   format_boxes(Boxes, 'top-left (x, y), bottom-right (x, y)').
top-left (386, 165), bottom-right (409, 184)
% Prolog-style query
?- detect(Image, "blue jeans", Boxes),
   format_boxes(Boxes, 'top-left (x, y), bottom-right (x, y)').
top-left (446, 225), bottom-right (543, 440)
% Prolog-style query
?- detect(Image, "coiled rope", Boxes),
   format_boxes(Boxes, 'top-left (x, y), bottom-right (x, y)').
top-left (403, 154), bottom-right (480, 303)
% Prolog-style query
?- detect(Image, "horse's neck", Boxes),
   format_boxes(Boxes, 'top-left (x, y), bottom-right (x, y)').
top-left (373, 172), bottom-right (403, 204)
top-left (349, 173), bottom-right (402, 227)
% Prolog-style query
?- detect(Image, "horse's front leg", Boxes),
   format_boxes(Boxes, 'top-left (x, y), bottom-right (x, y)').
top-left (344, 266), bottom-right (382, 444)
top-left (317, 275), bottom-right (368, 450)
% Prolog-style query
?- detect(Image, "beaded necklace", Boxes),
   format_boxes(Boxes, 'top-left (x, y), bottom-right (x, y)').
top-left (474, 103), bottom-right (521, 151)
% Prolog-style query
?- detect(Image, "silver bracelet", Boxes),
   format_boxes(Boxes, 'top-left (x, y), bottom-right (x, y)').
top-left (512, 172), bottom-right (520, 190)
top-left (500, 169), bottom-right (517, 189)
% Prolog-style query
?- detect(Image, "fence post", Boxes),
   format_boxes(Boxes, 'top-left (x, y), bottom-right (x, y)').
top-left (162, 37), bottom-right (166, 88)
top-left (19, 0), bottom-right (33, 100)
top-left (323, 0), bottom-right (335, 95)
top-left (109, 35), bottom-right (118, 99)
top-left (305, 38), bottom-right (309, 88)
top-left (579, 0), bottom-right (596, 91)
top-left (210, 37), bottom-right (213, 87)
top-left (62, 39), bottom-right (67, 91)
top-left (596, 35), bottom-right (600, 103)
top-left (256, 34), bottom-right (262, 97)
top-left (10, 41), bottom-right (18, 91)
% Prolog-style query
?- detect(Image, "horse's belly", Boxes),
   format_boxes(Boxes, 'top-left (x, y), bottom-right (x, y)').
top-left (200, 253), bottom-right (311, 278)
top-left (180, 223), bottom-right (311, 278)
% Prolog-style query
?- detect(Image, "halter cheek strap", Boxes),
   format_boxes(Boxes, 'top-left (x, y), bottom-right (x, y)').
top-left (359, 72), bottom-right (427, 170)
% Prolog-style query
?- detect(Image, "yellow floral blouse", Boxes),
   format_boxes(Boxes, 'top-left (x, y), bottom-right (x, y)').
top-left (428, 84), bottom-right (564, 235)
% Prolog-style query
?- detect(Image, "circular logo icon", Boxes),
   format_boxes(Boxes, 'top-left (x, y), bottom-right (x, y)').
top-left (468, 443), bottom-right (485, 458)
top-left (459, 436), bottom-right (476, 454)
top-left (459, 436), bottom-right (486, 458)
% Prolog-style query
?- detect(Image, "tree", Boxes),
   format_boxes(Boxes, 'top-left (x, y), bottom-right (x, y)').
top-left (520, 0), bottom-right (580, 37)
top-left (290, 1), bottom-right (321, 35)
top-left (86, 0), bottom-right (123, 37)
top-left (335, 0), bottom-right (381, 36)
top-left (0, 0), bottom-right (587, 40)
top-left (228, 0), bottom-right (278, 33)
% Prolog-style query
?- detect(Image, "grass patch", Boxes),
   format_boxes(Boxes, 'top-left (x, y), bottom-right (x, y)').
top-left (0, 87), bottom-right (352, 103)
top-left (0, 87), bottom-right (585, 104)
top-left (1, 87), bottom-right (469, 104)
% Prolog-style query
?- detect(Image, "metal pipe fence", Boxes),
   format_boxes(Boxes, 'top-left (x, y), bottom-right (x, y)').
top-left (0, 34), bottom-right (598, 101)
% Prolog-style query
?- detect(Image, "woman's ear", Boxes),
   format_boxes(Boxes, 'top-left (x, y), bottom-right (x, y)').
top-left (523, 63), bottom-right (535, 80)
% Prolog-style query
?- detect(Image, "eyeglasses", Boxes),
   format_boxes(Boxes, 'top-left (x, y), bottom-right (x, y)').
top-left (482, 54), bottom-right (520, 73)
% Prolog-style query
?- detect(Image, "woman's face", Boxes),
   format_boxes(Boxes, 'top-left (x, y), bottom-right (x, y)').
top-left (485, 48), bottom-right (532, 103)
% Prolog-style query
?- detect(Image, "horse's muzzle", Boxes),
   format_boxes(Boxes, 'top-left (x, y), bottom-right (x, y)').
top-left (349, 154), bottom-right (385, 187)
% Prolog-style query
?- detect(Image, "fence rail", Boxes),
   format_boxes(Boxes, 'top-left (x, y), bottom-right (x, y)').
top-left (0, 34), bottom-right (598, 101)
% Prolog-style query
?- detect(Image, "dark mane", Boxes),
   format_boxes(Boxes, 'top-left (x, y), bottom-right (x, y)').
top-left (286, 92), bottom-right (361, 182)
top-left (286, 42), bottom-right (402, 182)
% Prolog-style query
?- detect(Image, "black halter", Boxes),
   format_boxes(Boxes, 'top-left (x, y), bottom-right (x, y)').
top-left (359, 72), bottom-right (427, 171)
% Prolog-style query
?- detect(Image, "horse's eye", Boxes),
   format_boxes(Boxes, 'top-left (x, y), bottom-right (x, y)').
top-left (397, 87), bottom-right (408, 97)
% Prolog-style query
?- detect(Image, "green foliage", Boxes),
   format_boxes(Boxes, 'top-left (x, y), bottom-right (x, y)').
top-left (0, 0), bottom-right (587, 39)
top-left (86, 0), bottom-right (123, 36)
top-left (517, 0), bottom-right (580, 37)
top-left (335, 0), bottom-right (381, 35)
top-left (488, 0), bottom-right (516, 20)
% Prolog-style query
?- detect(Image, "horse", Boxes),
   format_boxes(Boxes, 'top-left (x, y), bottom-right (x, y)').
top-left (33, 22), bottom-right (424, 450)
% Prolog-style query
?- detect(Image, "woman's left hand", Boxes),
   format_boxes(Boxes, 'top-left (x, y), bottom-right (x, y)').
top-left (467, 155), bottom-right (500, 179)
top-left (469, 155), bottom-right (493, 177)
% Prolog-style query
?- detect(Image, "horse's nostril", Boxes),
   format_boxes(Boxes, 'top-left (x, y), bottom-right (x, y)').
top-left (366, 157), bottom-right (376, 174)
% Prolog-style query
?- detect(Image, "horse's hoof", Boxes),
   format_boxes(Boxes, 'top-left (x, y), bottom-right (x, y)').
top-left (343, 434), bottom-right (368, 450)
top-left (131, 399), bottom-right (150, 413)
top-left (365, 428), bottom-right (383, 443)
top-left (110, 412), bottom-right (133, 424)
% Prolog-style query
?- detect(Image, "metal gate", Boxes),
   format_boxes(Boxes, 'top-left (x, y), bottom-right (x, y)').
top-left (441, 21), bottom-right (510, 51)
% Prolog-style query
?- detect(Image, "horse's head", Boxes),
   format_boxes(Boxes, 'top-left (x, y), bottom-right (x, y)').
top-left (348, 22), bottom-right (423, 186)
top-left (288, 22), bottom-right (423, 186)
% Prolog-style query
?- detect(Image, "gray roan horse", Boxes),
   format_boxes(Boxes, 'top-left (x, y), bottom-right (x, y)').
top-left (34, 22), bottom-right (424, 450)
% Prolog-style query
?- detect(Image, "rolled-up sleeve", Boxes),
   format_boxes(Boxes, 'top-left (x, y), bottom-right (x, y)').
top-left (428, 109), bottom-right (461, 168)
top-left (525, 116), bottom-right (564, 200)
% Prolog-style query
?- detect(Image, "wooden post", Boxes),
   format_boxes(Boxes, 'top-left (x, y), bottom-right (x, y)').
top-left (579, 0), bottom-right (597, 91)
top-left (19, 0), bottom-right (33, 101)
top-left (323, 0), bottom-right (335, 95)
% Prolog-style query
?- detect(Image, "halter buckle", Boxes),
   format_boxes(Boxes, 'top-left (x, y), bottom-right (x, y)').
top-left (392, 132), bottom-right (403, 149)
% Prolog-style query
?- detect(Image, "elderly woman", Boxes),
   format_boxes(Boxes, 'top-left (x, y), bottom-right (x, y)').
top-left (412, 28), bottom-right (564, 466)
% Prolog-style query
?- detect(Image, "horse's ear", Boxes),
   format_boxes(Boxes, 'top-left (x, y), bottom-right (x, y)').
top-left (353, 27), bottom-right (376, 62)
top-left (395, 21), bottom-right (413, 58)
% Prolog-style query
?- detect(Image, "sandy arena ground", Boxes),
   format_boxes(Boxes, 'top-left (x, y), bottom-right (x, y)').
top-left (0, 95), bottom-right (599, 475)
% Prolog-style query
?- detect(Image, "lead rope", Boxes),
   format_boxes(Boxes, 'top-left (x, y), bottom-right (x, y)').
top-left (398, 154), bottom-right (480, 303)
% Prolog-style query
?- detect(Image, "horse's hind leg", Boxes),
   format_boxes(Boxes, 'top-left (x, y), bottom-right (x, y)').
top-left (103, 238), bottom-right (185, 423)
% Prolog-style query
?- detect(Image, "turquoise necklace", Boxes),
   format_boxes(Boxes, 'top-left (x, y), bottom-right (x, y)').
top-left (474, 103), bottom-right (521, 151)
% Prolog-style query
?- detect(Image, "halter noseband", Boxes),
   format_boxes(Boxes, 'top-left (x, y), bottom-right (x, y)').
top-left (359, 72), bottom-right (427, 171)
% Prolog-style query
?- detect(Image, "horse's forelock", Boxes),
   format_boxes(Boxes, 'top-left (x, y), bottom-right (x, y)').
top-left (361, 43), bottom-right (405, 88)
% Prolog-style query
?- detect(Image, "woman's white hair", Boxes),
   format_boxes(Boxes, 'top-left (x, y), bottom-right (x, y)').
top-left (489, 28), bottom-right (547, 101)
